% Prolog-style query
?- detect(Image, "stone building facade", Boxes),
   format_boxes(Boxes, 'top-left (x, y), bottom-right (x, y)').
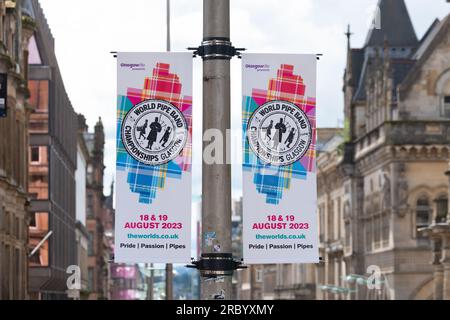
top-left (103, 180), bottom-right (114, 298)
top-left (0, 0), bottom-right (34, 300)
top-left (82, 117), bottom-right (111, 300)
top-left (272, 0), bottom-right (450, 300)
top-left (74, 114), bottom-right (91, 299)
top-left (76, 114), bottom-right (114, 300)
top-left (272, 129), bottom-right (343, 300)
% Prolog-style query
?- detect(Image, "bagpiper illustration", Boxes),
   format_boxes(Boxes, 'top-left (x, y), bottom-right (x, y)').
top-left (275, 118), bottom-right (287, 143)
top-left (273, 117), bottom-right (287, 150)
top-left (146, 117), bottom-right (162, 150)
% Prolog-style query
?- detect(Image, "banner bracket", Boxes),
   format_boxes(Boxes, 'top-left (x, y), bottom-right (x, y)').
top-left (186, 253), bottom-right (247, 278)
top-left (187, 38), bottom-right (246, 60)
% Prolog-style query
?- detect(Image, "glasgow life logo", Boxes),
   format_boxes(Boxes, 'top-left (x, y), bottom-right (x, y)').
top-left (247, 100), bottom-right (312, 166)
top-left (121, 99), bottom-right (188, 166)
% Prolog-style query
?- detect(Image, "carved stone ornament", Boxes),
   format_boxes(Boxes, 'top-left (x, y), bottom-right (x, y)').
top-left (396, 163), bottom-right (409, 218)
top-left (382, 167), bottom-right (391, 210)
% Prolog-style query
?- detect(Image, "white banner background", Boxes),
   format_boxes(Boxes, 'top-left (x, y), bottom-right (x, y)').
top-left (115, 52), bottom-right (192, 263)
top-left (242, 54), bottom-right (319, 264)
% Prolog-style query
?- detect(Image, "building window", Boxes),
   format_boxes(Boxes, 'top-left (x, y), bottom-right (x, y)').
top-left (29, 146), bottom-right (49, 200)
top-left (14, 248), bottom-right (21, 299)
top-left (0, 206), bottom-right (3, 232)
top-left (5, 211), bottom-right (10, 236)
top-left (344, 221), bottom-right (351, 250)
top-left (256, 268), bottom-right (263, 283)
top-left (365, 220), bottom-right (373, 252)
top-left (319, 205), bottom-right (325, 243)
top-left (87, 194), bottom-right (94, 218)
top-left (31, 147), bottom-right (40, 163)
top-left (328, 201), bottom-right (334, 241)
top-left (29, 213), bottom-right (36, 227)
top-left (382, 213), bottom-right (390, 246)
top-left (416, 197), bottom-right (431, 229)
top-left (28, 80), bottom-right (49, 113)
top-left (337, 198), bottom-right (341, 239)
top-left (4, 245), bottom-right (10, 298)
top-left (88, 232), bottom-right (94, 256)
top-left (443, 96), bottom-right (450, 118)
top-left (29, 212), bottom-right (49, 267)
top-left (88, 268), bottom-right (94, 291)
top-left (435, 196), bottom-right (448, 224)
top-left (373, 215), bottom-right (381, 250)
top-left (10, 214), bottom-right (16, 238)
top-left (87, 165), bottom-right (93, 185)
top-left (364, 219), bottom-right (373, 252)
top-left (15, 217), bottom-right (20, 240)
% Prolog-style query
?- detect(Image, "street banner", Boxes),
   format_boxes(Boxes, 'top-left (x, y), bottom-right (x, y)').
top-left (242, 54), bottom-right (319, 264)
top-left (115, 52), bottom-right (192, 263)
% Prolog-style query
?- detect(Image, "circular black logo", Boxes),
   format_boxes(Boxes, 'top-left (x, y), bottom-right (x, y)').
top-left (121, 99), bottom-right (188, 166)
top-left (247, 100), bottom-right (312, 166)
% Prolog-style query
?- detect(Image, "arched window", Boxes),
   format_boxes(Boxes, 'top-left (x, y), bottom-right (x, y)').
top-left (328, 201), bottom-right (335, 241)
top-left (435, 195), bottom-right (448, 224)
top-left (319, 204), bottom-right (325, 243)
top-left (444, 96), bottom-right (450, 118)
top-left (416, 197), bottom-right (431, 230)
top-left (435, 69), bottom-right (450, 117)
top-left (344, 221), bottom-right (351, 250)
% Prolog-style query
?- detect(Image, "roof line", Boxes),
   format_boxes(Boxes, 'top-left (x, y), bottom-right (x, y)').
top-left (399, 15), bottom-right (450, 98)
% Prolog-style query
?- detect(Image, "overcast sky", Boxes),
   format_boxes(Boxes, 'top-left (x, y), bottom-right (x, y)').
top-left (39, 0), bottom-right (450, 199)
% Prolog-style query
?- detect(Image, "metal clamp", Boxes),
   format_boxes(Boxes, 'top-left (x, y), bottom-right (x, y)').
top-left (186, 253), bottom-right (247, 278)
top-left (188, 37), bottom-right (245, 60)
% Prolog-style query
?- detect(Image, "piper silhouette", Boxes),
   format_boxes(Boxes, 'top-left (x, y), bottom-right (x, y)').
top-left (146, 117), bottom-right (162, 150)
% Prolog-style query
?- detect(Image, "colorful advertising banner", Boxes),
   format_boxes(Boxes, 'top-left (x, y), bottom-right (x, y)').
top-left (242, 54), bottom-right (319, 264)
top-left (115, 52), bottom-right (192, 263)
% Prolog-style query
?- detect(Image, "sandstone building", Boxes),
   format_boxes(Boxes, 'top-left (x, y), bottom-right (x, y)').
top-left (272, 0), bottom-right (450, 300)
top-left (0, 0), bottom-right (34, 300)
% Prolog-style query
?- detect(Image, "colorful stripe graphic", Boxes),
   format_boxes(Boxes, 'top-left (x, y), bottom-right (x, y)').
top-left (117, 63), bottom-right (192, 204)
top-left (243, 64), bottom-right (316, 205)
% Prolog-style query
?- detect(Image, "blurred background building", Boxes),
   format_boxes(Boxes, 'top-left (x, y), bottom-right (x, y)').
top-left (0, 0), bottom-right (34, 300)
top-left (27, 0), bottom-right (78, 299)
top-left (83, 116), bottom-right (109, 299)
top-left (110, 264), bottom-right (144, 300)
top-left (74, 114), bottom-right (90, 298)
top-left (1, 0), bottom-right (117, 300)
top-left (250, 0), bottom-right (450, 301)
